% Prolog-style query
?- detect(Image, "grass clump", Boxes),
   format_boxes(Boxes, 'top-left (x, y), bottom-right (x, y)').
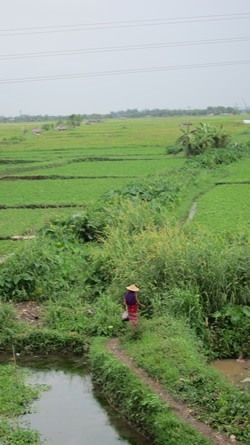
top-left (0, 364), bottom-right (42, 444)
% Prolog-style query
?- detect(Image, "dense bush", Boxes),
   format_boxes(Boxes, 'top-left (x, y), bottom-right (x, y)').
top-left (0, 239), bottom-right (88, 302)
top-left (177, 123), bottom-right (231, 156)
top-left (39, 209), bottom-right (106, 243)
top-left (187, 143), bottom-right (249, 169)
top-left (103, 174), bottom-right (184, 208)
top-left (208, 305), bottom-right (250, 357)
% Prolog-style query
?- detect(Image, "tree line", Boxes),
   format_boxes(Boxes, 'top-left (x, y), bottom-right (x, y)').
top-left (0, 106), bottom-right (244, 123)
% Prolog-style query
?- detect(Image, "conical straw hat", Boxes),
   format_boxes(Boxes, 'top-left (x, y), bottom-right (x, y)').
top-left (126, 284), bottom-right (139, 292)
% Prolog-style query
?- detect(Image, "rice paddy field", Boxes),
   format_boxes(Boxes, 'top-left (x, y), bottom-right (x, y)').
top-left (0, 114), bottom-right (249, 255)
top-left (192, 184), bottom-right (250, 232)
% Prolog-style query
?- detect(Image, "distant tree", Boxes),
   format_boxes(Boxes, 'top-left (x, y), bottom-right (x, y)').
top-left (68, 114), bottom-right (82, 126)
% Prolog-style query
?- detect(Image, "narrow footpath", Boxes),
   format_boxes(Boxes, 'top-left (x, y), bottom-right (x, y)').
top-left (107, 338), bottom-right (238, 445)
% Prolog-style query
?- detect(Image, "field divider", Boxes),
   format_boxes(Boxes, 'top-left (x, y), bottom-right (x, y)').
top-left (0, 204), bottom-right (85, 209)
top-left (215, 181), bottom-right (250, 185)
top-left (0, 175), bottom-right (137, 181)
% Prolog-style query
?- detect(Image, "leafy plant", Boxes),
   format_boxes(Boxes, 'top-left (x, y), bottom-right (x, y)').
top-left (177, 123), bottom-right (231, 156)
top-left (209, 305), bottom-right (250, 357)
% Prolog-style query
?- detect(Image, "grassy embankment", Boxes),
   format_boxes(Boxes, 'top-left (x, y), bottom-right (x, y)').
top-left (0, 363), bottom-right (41, 444)
top-left (0, 116), bottom-right (249, 444)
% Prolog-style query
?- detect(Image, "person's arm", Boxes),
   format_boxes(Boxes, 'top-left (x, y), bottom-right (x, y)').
top-left (124, 296), bottom-right (128, 309)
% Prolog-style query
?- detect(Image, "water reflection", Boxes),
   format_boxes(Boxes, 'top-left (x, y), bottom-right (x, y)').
top-left (211, 359), bottom-right (250, 386)
top-left (16, 355), bottom-right (151, 445)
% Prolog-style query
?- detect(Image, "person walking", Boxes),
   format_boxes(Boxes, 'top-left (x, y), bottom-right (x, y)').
top-left (124, 284), bottom-right (145, 325)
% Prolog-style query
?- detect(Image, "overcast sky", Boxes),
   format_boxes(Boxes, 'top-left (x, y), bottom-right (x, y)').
top-left (1, 0), bottom-right (250, 116)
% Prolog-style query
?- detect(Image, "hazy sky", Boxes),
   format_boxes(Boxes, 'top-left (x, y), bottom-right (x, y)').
top-left (1, 0), bottom-right (250, 116)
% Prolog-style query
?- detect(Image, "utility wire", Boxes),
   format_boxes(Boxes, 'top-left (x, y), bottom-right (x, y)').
top-left (1, 12), bottom-right (250, 36)
top-left (0, 59), bottom-right (249, 84)
top-left (1, 36), bottom-right (249, 60)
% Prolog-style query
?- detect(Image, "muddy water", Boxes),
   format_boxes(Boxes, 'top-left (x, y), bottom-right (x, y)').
top-left (211, 359), bottom-right (250, 386)
top-left (14, 355), bottom-right (151, 445)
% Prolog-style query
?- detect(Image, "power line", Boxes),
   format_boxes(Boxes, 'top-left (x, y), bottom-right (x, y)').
top-left (1, 36), bottom-right (249, 60)
top-left (0, 59), bottom-right (249, 84)
top-left (1, 12), bottom-right (250, 36)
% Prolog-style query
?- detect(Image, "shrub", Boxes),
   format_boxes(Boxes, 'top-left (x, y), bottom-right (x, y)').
top-left (177, 123), bottom-right (231, 156)
top-left (0, 239), bottom-right (87, 302)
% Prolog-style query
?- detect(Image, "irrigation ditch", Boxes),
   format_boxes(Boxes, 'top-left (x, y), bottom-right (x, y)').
top-left (1, 302), bottom-right (248, 445)
top-left (0, 353), bottom-right (152, 445)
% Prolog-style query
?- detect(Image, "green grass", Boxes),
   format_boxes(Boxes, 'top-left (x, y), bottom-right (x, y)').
top-left (193, 184), bottom-right (250, 232)
top-left (0, 242), bottom-right (21, 257)
top-left (0, 363), bottom-right (41, 444)
top-left (0, 208), bottom-right (85, 237)
top-left (221, 158), bottom-right (250, 182)
top-left (0, 161), bottom-right (58, 175)
top-left (1, 115), bottom-right (249, 154)
top-left (0, 178), bottom-right (132, 206)
top-left (15, 158), bottom-right (184, 177)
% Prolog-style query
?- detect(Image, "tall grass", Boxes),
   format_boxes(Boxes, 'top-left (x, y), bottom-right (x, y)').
top-left (99, 217), bottom-right (249, 314)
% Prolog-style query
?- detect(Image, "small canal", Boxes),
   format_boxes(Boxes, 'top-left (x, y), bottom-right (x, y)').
top-left (1, 355), bottom-right (249, 444)
top-left (4, 355), bottom-right (151, 445)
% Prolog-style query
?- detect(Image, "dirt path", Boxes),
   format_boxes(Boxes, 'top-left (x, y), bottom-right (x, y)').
top-left (11, 301), bottom-right (43, 327)
top-left (107, 338), bottom-right (238, 445)
top-left (187, 202), bottom-right (197, 221)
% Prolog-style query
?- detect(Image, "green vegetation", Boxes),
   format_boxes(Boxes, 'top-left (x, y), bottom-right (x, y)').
top-left (0, 207), bottom-right (84, 238)
top-left (17, 157), bottom-right (184, 177)
top-left (90, 338), bottom-right (213, 445)
top-left (176, 123), bottom-right (231, 156)
top-left (0, 115), bottom-right (249, 249)
top-left (0, 115), bottom-right (249, 444)
top-left (223, 158), bottom-right (250, 181)
top-left (193, 184), bottom-right (250, 232)
top-left (0, 177), bottom-right (132, 207)
top-left (119, 317), bottom-right (250, 442)
top-left (0, 363), bottom-right (41, 444)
